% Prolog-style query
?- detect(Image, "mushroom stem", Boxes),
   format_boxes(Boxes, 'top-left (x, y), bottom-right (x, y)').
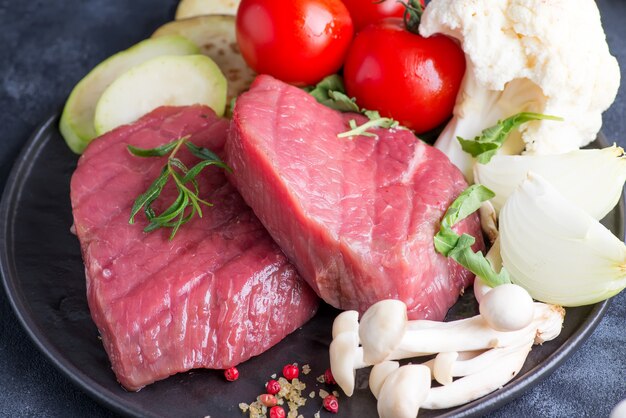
top-left (432, 340), bottom-right (532, 385)
top-left (422, 340), bottom-right (533, 409)
top-left (474, 237), bottom-right (502, 303)
top-left (479, 200), bottom-right (499, 244)
top-left (377, 365), bottom-right (432, 418)
top-left (394, 303), bottom-right (562, 355)
top-left (369, 361), bottom-right (399, 399)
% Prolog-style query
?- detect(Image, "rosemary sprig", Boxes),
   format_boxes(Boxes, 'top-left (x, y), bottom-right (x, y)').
top-left (337, 114), bottom-right (400, 138)
top-left (304, 75), bottom-right (404, 139)
top-left (128, 136), bottom-right (231, 240)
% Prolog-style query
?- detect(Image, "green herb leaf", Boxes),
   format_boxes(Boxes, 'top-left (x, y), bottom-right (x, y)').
top-left (307, 75), bottom-right (360, 112)
top-left (307, 74), bottom-right (346, 98)
top-left (326, 91), bottom-right (360, 112)
top-left (337, 116), bottom-right (400, 139)
top-left (305, 75), bottom-right (406, 138)
top-left (440, 185), bottom-right (495, 231)
top-left (185, 142), bottom-right (232, 172)
top-left (129, 167), bottom-right (169, 224)
top-left (434, 184), bottom-right (510, 287)
top-left (448, 234), bottom-right (511, 287)
top-left (458, 112), bottom-right (563, 164)
top-left (128, 137), bottom-right (185, 157)
top-left (128, 136), bottom-right (230, 240)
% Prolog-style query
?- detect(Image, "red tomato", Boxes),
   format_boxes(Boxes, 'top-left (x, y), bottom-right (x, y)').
top-left (341, 0), bottom-right (424, 32)
top-left (343, 18), bottom-right (466, 134)
top-left (236, 0), bottom-right (354, 86)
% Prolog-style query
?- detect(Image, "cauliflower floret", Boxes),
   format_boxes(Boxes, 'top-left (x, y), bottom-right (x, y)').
top-left (420, 0), bottom-right (620, 180)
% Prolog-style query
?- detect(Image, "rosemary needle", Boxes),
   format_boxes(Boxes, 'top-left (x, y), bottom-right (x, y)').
top-left (127, 135), bottom-right (231, 240)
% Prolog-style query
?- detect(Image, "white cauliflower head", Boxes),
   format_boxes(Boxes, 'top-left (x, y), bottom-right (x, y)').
top-left (420, 0), bottom-right (620, 179)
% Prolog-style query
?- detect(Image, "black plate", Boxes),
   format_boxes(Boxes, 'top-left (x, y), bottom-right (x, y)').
top-left (0, 114), bottom-right (620, 418)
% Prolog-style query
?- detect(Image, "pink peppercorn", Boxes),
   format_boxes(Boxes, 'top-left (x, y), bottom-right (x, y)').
top-left (266, 379), bottom-right (281, 395)
top-left (224, 367), bottom-right (239, 382)
top-left (269, 405), bottom-right (286, 418)
top-left (323, 394), bottom-right (339, 413)
top-left (324, 368), bottom-right (336, 385)
top-left (282, 364), bottom-right (299, 380)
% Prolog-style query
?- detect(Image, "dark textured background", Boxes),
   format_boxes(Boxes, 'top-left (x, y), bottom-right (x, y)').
top-left (0, 0), bottom-right (625, 417)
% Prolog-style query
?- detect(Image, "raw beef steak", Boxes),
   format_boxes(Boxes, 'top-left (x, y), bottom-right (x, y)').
top-left (226, 76), bottom-right (484, 321)
top-left (70, 105), bottom-right (318, 391)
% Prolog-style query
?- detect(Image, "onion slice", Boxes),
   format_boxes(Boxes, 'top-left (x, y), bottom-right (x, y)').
top-left (500, 172), bottom-right (626, 306)
top-left (474, 145), bottom-right (626, 220)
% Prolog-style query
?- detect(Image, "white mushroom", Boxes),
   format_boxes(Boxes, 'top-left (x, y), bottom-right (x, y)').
top-left (358, 300), bottom-right (408, 364)
top-left (361, 301), bottom-right (562, 359)
top-left (328, 331), bottom-right (367, 397)
top-left (422, 340), bottom-right (533, 409)
top-left (368, 361), bottom-right (399, 399)
top-left (432, 341), bottom-right (531, 386)
top-left (479, 283), bottom-right (535, 332)
top-left (377, 365), bottom-right (432, 418)
top-left (479, 200), bottom-right (499, 244)
top-left (474, 237), bottom-right (502, 304)
top-left (330, 299), bottom-right (564, 398)
top-left (533, 303), bottom-right (566, 344)
top-left (330, 307), bottom-right (425, 397)
top-left (332, 310), bottom-right (360, 339)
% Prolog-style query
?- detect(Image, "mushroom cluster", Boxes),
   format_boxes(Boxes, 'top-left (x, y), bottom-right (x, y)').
top-left (329, 284), bottom-right (565, 417)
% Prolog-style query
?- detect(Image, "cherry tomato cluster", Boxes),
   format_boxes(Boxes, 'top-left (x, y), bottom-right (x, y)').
top-left (236, 0), bottom-right (465, 134)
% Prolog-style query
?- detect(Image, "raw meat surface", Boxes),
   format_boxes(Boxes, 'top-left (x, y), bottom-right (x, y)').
top-left (70, 105), bottom-right (318, 391)
top-left (227, 75), bottom-right (484, 321)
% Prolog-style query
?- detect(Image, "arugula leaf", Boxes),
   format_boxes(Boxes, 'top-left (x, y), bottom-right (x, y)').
top-left (434, 184), bottom-right (510, 288)
top-left (306, 75), bottom-right (405, 138)
top-left (306, 75), bottom-right (360, 112)
top-left (457, 112), bottom-right (563, 164)
top-left (448, 234), bottom-right (511, 286)
top-left (440, 184), bottom-right (495, 230)
top-left (307, 74), bottom-right (346, 98)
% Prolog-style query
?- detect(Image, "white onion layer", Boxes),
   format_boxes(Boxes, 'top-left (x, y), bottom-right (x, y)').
top-left (500, 172), bottom-right (626, 306)
top-left (474, 145), bottom-right (626, 220)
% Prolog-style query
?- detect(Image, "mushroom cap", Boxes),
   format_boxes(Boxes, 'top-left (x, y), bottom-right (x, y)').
top-left (473, 276), bottom-right (491, 304)
top-left (377, 365), bottom-right (431, 418)
top-left (369, 361), bottom-right (399, 399)
top-left (480, 283), bottom-right (534, 332)
top-left (329, 331), bottom-right (360, 396)
top-left (359, 299), bottom-right (408, 364)
top-left (433, 352), bottom-right (459, 386)
top-left (332, 310), bottom-right (359, 339)
top-left (610, 399), bottom-right (626, 418)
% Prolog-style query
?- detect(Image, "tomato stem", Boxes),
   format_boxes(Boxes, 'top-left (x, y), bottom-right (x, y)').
top-left (399, 0), bottom-right (423, 34)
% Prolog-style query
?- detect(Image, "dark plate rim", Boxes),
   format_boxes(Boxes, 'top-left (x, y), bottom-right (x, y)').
top-left (0, 113), bottom-right (620, 418)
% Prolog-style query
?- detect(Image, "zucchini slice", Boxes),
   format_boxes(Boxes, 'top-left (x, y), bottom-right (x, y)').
top-left (94, 55), bottom-right (227, 135)
top-left (60, 35), bottom-right (198, 153)
top-left (153, 15), bottom-right (255, 104)
top-left (175, 0), bottom-right (240, 19)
